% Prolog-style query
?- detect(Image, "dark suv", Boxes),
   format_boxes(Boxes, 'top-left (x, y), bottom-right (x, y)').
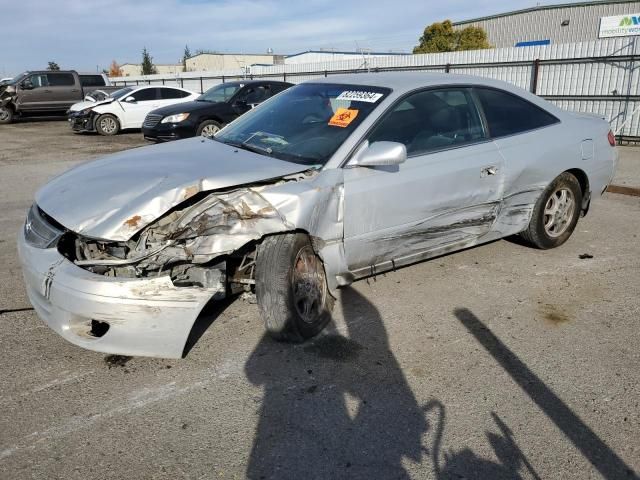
top-left (142, 80), bottom-right (292, 141)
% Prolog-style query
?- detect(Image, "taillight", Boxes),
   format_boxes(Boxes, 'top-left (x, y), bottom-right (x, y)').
top-left (608, 130), bottom-right (616, 147)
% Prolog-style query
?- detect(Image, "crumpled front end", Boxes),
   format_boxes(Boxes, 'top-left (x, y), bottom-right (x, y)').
top-left (68, 109), bottom-right (97, 132)
top-left (21, 168), bottom-right (347, 358)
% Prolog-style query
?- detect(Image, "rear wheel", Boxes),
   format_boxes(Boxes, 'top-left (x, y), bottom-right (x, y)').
top-left (95, 114), bottom-right (120, 136)
top-left (0, 105), bottom-right (14, 124)
top-left (520, 172), bottom-right (582, 249)
top-left (197, 120), bottom-right (222, 137)
top-left (256, 233), bottom-right (334, 342)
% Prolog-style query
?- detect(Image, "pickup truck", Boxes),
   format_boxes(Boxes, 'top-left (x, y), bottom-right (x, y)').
top-left (0, 71), bottom-right (119, 124)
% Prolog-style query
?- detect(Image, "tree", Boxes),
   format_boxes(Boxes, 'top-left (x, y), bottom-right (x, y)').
top-left (141, 47), bottom-right (157, 75)
top-left (413, 20), bottom-right (491, 53)
top-left (47, 61), bottom-right (60, 71)
top-left (182, 44), bottom-right (192, 72)
top-left (108, 60), bottom-right (123, 77)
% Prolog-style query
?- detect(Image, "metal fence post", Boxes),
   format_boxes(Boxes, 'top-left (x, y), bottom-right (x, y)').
top-left (531, 59), bottom-right (540, 94)
top-left (445, 63), bottom-right (451, 73)
top-left (180, 78), bottom-right (184, 88)
top-left (283, 72), bottom-right (287, 82)
top-left (200, 77), bottom-right (203, 93)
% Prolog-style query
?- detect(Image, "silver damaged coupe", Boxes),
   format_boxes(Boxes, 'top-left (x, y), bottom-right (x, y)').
top-left (18, 73), bottom-right (618, 358)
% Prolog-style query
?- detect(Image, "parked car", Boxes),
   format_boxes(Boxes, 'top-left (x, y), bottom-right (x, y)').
top-left (0, 71), bottom-right (117, 124)
top-left (18, 73), bottom-right (617, 358)
top-left (142, 80), bottom-right (292, 141)
top-left (68, 85), bottom-right (198, 135)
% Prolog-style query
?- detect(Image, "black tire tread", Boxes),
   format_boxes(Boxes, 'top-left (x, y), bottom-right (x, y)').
top-left (255, 233), bottom-right (334, 342)
top-left (520, 172), bottom-right (582, 249)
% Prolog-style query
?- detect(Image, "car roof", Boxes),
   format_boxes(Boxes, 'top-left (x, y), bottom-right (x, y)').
top-left (309, 72), bottom-right (524, 95)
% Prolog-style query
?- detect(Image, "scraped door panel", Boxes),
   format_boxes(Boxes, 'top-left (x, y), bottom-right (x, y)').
top-left (343, 141), bottom-right (505, 275)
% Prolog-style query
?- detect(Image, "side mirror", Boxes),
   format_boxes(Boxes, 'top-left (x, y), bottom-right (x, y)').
top-left (21, 80), bottom-right (34, 90)
top-left (124, 96), bottom-right (136, 103)
top-left (351, 141), bottom-right (407, 167)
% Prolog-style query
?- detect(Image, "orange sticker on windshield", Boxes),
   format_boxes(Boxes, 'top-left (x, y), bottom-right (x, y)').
top-left (328, 108), bottom-right (359, 128)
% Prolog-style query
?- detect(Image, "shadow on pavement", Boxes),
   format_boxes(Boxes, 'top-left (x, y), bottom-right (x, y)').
top-left (454, 307), bottom-right (638, 480)
top-left (243, 288), bottom-right (549, 479)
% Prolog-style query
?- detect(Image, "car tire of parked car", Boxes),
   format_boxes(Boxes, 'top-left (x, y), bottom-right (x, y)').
top-left (95, 114), bottom-right (120, 136)
top-left (520, 172), bottom-right (583, 249)
top-left (0, 105), bottom-right (14, 124)
top-left (196, 120), bottom-right (222, 138)
top-left (255, 233), bottom-right (334, 342)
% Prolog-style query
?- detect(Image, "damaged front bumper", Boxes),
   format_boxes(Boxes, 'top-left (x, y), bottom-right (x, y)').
top-left (68, 111), bottom-right (95, 132)
top-left (17, 229), bottom-right (225, 358)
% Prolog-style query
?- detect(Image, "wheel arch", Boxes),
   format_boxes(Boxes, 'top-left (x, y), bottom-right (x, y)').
top-left (564, 168), bottom-right (591, 215)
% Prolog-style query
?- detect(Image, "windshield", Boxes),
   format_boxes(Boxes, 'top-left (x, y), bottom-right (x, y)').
top-left (198, 83), bottom-right (242, 103)
top-left (215, 83), bottom-right (391, 166)
top-left (110, 87), bottom-right (134, 100)
top-left (4, 73), bottom-right (27, 85)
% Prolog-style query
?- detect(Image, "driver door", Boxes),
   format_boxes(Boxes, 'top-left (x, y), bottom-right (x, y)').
top-left (343, 87), bottom-right (505, 275)
top-left (119, 87), bottom-right (162, 128)
top-left (17, 74), bottom-right (51, 111)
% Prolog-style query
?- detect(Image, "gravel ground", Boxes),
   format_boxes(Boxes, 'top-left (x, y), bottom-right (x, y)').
top-left (0, 120), bottom-right (639, 480)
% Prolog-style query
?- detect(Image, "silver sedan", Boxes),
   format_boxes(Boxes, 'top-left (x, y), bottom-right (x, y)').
top-left (18, 73), bottom-right (618, 358)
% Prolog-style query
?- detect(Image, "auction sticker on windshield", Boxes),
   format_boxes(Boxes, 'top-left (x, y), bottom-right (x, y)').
top-left (336, 91), bottom-right (383, 103)
top-left (328, 108), bottom-right (359, 128)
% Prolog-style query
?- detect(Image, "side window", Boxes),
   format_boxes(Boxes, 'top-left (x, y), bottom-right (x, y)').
top-left (240, 86), bottom-right (268, 104)
top-left (269, 83), bottom-right (289, 95)
top-left (131, 88), bottom-right (158, 101)
top-left (47, 73), bottom-right (75, 87)
top-left (474, 88), bottom-right (558, 138)
top-left (27, 74), bottom-right (49, 88)
top-left (160, 88), bottom-right (190, 99)
top-left (368, 88), bottom-right (486, 156)
top-left (79, 75), bottom-right (106, 87)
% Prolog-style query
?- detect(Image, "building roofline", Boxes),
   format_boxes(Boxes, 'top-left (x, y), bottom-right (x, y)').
top-left (186, 52), bottom-right (280, 60)
top-left (285, 50), bottom-right (409, 58)
top-left (453, 0), bottom-right (638, 25)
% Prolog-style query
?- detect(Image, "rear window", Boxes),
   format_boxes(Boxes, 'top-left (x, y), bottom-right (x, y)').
top-left (474, 88), bottom-right (558, 138)
top-left (160, 88), bottom-right (191, 99)
top-left (80, 75), bottom-right (106, 87)
top-left (47, 73), bottom-right (75, 87)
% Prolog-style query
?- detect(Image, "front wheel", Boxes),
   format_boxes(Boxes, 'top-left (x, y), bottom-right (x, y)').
top-left (520, 172), bottom-right (583, 249)
top-left (0, 105), bottom-right (14, 124)
top-left (196, 120), bottom-right (222, 138)
top-left (256, 233), bottom-right (334, 342)
top-left (95, 114), bottom-right (120, 136)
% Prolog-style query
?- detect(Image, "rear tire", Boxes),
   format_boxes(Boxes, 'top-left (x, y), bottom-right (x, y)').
top-left (95, 114), bottom-right (120, 136)
top-left (520, 172), bottom-right (582, 249)
top-left (197, 120), bottom-right (222, 137)
top-left (256, 233), bottom-right (334, 342)
top-left (0, 105), bottom-right (14, 124)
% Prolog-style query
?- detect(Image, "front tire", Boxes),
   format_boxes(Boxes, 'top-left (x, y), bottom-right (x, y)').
top-left (520, 172), bottom-right (582, 249)
top-left (0, 105), bottom-right (14, 124)
top-left (95, 114), bottom-right (120, 136)
top-left (256, 233), bottom-right (334, 342)
top-left (197, 120), bottom-right (222, 137)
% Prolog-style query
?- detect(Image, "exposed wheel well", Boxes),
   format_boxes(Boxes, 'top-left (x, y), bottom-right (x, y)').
top-left (565, 168), bottom-right (590, 215)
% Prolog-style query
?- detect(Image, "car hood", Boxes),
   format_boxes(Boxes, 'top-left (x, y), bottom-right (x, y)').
top-left (150, 100), bottom-right (224, 117)
top-left (69, 97), bottom-right (115, 112)
top-left (35, 137), bottom-right (309, 241)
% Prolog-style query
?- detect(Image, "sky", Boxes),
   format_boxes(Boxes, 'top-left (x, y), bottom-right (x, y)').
top-left (0, 0), bottom-right (585, 76)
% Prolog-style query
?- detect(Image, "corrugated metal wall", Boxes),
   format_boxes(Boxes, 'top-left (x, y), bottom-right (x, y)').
top-left (453, 1), bottom-right (640, 47)
top-left (111, 37), bottom-right (640, 137)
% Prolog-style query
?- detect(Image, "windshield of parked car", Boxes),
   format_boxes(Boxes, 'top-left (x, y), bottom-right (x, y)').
top-left (110, 87), bottom-right (134, 100)
top-left (214, 83), bottom-right (391, 166)
top-left (4, 73), bottom-right (27, 85)
top-left (198, 83), bottom-right (242, 103)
